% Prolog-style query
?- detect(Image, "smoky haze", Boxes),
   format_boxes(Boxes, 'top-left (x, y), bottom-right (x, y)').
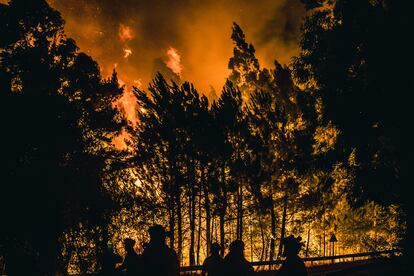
top-left (48, 0), bottom-right (305, 97)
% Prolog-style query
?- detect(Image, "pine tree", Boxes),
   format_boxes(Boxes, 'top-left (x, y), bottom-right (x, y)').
top-left (228, 23), bottom-right (263, 102)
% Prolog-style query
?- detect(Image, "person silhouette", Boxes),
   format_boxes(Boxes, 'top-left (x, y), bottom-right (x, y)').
top-left (141, 224), bottom-right (179, 276)
top-left (118, 238), bottom-right (141, 275)
top-left (202, 242), bottom-right (224, 276)
top-left (275, 235), bottom-right (307, 276)
top-left (222, 240), bottom-right (254, 276)
top-left (100, 242), bottom-right (122, 276)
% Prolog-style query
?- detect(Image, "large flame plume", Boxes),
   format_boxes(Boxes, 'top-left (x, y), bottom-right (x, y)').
top-left (166, 47), bottom-right (182, 76)
top-left (112, 82), bottom-right (139, 150)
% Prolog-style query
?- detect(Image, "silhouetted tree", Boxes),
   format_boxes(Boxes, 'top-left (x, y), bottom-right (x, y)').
top-left (212, 80), bottom-right (252, 245)
top-left (0, 0), bottom-right (124, 274)
top-left (294, 0), bottom-right (411, 253)
top-left (228, 23), bottom-right (270, 102)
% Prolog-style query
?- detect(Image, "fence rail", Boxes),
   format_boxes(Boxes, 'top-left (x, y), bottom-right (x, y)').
top-left (67, 249), bottom-right (401, 275)
top-left (180, 249), bottom-right (401, 272)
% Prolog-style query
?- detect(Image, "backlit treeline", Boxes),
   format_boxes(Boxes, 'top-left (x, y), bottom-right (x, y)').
top-left (120, 20), bottom-right (404, 267)
top-left (0, 0), bottom-right (407, 274)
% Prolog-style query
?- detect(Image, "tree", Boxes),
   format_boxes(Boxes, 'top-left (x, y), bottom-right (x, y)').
top-left (294, 0), bottom-right (410, 252)
top-left (211, 81), bottom-right (247, 248)
top-left (0, 0), bottom-right (124, 274)
top-left (130, 74), bottom-right (212, 264)
top-left (228, 22), bottom-right (270, 102)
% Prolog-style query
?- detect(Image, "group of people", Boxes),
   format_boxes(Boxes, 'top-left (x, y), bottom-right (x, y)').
top-left (201, 235), bottom-right (307, 276)
top-left (201, 240), bottom-right (254, 276)
top-left (101, 224), bottom-right (179, 276)
top-left (102, 224), bottom-right (307, 276)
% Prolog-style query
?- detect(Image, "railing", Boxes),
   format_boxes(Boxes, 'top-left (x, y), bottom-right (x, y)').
top-left (66, 249), bottom-right (401, 275)
top-left (180, 249), bottom-right (401, 273)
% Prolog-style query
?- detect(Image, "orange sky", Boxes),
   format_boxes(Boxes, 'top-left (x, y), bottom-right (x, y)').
top-left (47, 0), bottom-right (304, 96)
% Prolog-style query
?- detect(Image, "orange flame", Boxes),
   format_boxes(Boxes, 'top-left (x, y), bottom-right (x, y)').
top-left (118, 24), bottom-right (134, 42)
top-left (133, 79), bottom-right (142, 87)
top-left (117, 87), bottom-right (137, 126)
top-left (112, 129), bottom-right (130, 150)
top-left (166, 46), bottom-right (182, 76)
top-left (112, 85), bottom-right (138, 150)
top-left (123, 48), bottom-right (132, 58)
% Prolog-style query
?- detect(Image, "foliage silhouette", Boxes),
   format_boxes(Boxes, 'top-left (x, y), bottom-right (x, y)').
top-left (294, 0), bottom-right (411, 255)
top-left (0, 0), bottom-right (125, 274)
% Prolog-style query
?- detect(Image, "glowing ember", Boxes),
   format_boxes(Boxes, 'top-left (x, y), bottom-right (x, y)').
top-left (166, 46), bottom-right (182, 76)
top-left (123, 48), bottom-right (132, 58)
top-left (118, 24), bottom-right (134, 42)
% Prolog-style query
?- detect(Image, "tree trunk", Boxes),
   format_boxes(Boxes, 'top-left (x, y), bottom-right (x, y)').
top-left (196, 187), bottom-right (202, 265)
top-left (236, 184), bottom-right (240, 240)
top-left (219, 212), bottom-right (225, 258)
top-left (259, 215), bottom-right (265, 261)
top-left (200, 164), bottom-right (211, 255)
top-left (169, 198), bottom-right (175, 249)
top-left (269, 203), bottom-right (276, 261)
top-left (212, 216), bottom-right (216, 243)
top-left (323, 212), bottom-right (326, 257)
top-left (166, 162), bottom-right (175, 250)
top-left (189, 190), bottom-right (195, 265)
top-left (170, 159), bottom-right (178, 254)
top-left (189, 159), bottom-right (197, 266)
top-left (177, 193), bottom-right (182, 264)
top-left (305, 225), bottom-right (311, 257)
top-left (277, 196), bottom-right (288, 259)
top-left (219, 163), bottom-right (226, 257)
top-left (237, 184), bottom-right (243, 240)
top-left (250, 220), bottom-right (253, 262)
top-left (204, 170), bottom-right (211, 256)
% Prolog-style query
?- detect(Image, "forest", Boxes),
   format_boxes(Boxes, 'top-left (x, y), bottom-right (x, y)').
top-left (0, 0), bottom-right (410, 275)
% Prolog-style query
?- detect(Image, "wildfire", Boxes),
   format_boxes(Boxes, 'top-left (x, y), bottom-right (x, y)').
top-left (117, 87), bottom-right (137, 125)
top-left (112, 86), bottom-right (138, 150)
top-left (112, 129), bottom-right (130, 150)
top-left (166, 47), bottom-right (182, 76)
top-left (133, 79), bottom-right (142, 87)
top-left (118, 78), bottom-right (125, 87)
top-left (123, 48), bottom-right (132, 58)
top-left (118, 24), bottom-right (134, 42)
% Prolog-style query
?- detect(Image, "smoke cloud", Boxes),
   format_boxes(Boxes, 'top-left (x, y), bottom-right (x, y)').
top-left (47, 0), bottom-right (305, 96)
